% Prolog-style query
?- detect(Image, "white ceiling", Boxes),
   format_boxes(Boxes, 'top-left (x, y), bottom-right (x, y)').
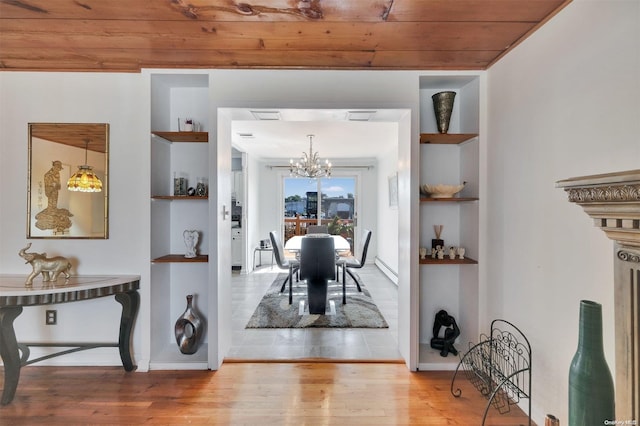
top-left (230, 108), bottom-right (405, 160)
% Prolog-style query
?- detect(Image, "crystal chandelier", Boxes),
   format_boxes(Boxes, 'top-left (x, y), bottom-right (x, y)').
top-left (289, 135), bottom-right (332, 178)
top-left (67, 139), bottom-right (103, 192)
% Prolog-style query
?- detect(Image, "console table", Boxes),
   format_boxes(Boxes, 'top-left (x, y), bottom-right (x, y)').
top-left (0, 275), bottom-right (140, 405)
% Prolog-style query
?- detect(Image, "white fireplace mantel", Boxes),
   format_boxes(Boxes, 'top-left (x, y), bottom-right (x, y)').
top-left (557, 169), bottom-right (640, 422)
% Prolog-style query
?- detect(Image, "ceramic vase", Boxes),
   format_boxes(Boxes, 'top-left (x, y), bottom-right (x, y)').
top-left (174, 294), bottom-right (204, 355)
top-left (432, 91), bottom-right (456, 133)
top-left (568, 300), bottom-right (615, 426)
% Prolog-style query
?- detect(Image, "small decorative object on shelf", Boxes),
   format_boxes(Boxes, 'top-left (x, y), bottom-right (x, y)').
top-left (448, 247), bottom-right (456, 259)
top-left (187, 187), bottom-right (196, 196)
top-left (436, 246), bottom-right (445, 260)
top-left (421, 182), bottom-right (466, 198)
top-left (430, 309), bottom-right (460, 357)
top-left (568, 300), bottom-right (615, 426)
top-left (457, 247), bottom-right (466, 259)
top-left (173, 172), bottom-right (187, 196)
top-left (432, 91), bottom-right (456, 134)
top-left (432, 225), bottom-right (444, 249)
top-left (196, 178), bottom-right (208, 197)
top-left (18, 243), bottom-right (72, 287)
top-left (419, 247), bottom-right (427, 260)
top-left (174, 294), bottom-right (204, 355)
top-left (183, 230), bottom-right (199, 258)
top-left (182, 118), bottom-right (196, 132)
top-left (431, 248), bottom-right (437, 259)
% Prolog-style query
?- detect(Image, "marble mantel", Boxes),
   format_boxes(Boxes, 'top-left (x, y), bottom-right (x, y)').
top-left (557, 169), bottom-right (640, 422)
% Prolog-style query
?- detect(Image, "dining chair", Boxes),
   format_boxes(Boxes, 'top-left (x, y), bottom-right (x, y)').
top-left (339, 229), bottom-right (372, 293)
top-left (299, 235), bottom-right (335, 314)
top-left (306, 225), bottom-right (329, 234)
top-left (269, 231), bottom-right (299, 304)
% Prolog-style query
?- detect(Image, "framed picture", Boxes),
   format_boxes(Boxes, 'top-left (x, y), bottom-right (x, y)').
top-left (388, 173), bottom-right (398, 208)
top-left (27, 123), bottom-right (109, 238)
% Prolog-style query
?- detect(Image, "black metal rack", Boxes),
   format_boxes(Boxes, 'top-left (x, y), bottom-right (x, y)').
top-left (450, 319), bottom-right (532, 425)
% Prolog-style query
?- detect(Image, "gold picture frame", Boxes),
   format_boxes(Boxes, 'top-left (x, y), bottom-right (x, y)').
top-left (27, 123), bottom-right (109, 239)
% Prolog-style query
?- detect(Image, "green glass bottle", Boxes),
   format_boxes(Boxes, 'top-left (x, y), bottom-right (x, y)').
top-left (568, 300), bottom-right (615, 426)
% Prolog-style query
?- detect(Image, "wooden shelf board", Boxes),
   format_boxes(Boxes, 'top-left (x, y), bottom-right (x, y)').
top-left (420, 197), bottom-right (479, 202)
top-left (152, 131), bottom-right (208, 143)
top-left (419, 256), bottom-right (478, 265)
top-left (152, 254), bottom-right (209, 263)
top-left (420, 133), bottom-right (478, 145)
top-left (152, 195), bottom-right (208, 200)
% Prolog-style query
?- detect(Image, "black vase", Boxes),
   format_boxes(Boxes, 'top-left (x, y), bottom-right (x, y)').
top-left (432, 91), bottom-right (456, 134)
top-left (568, 300), bottom-right (615, 425)
top-left (174, 294), bottom-right (204, 355)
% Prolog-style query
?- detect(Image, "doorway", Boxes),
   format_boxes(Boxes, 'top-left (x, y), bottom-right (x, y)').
top-left (216, 107), bottom-right (411, 368)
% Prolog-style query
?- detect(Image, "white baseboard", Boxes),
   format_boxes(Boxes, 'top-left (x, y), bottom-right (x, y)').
top-left (374, 257), bottom-right (398, 285)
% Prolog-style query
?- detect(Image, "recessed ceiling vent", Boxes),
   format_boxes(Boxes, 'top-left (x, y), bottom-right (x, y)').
top-left (347, 111), bottom-right (376, 121)
top-left (251, 110), bottom-right (281, 121)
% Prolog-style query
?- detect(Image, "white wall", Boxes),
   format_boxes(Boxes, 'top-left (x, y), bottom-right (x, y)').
top-left (485, 0), bottom-right (640, 423)
top-left (0, 72), bottom-right (151, 367)
top-left (376, 141), bottom-right (399, 279)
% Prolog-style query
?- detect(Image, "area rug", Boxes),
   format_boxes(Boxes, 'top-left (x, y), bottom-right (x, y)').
top-left (246, 273), bottom-right (389, 328)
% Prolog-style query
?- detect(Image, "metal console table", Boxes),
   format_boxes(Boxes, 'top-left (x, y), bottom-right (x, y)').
top-left (0, 275), bottom-right (140, 405)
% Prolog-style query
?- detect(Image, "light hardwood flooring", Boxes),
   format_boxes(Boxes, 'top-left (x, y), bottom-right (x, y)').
top-left (0, 364), bottom-right (534, 425)
top-left (0, 264), bottom-right (534, 424)
top-left (227, 263), bottom-right (402, 361)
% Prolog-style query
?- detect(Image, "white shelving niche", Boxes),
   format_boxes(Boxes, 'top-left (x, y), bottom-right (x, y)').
top-left (150, 73), bottom-right (211, 369)
top-left (418, 75), bottom-right (481, 370)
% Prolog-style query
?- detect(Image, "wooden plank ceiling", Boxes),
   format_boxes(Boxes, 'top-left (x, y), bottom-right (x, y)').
top-left (0, 0), bottom-right (571, 72)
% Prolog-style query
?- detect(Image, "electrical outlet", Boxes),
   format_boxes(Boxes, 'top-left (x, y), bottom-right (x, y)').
top-left (45, 310), bottom-right (57, 325)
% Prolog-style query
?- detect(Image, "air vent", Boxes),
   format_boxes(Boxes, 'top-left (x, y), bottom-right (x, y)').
top-left (250, 110), bottom-right (281, 121)
top-left (347, 111), bottom-right (377, 121)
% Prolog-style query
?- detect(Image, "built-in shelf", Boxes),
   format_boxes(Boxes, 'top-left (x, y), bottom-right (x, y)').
top-left (152, 195), bottom-right (208, 200)
top-left (152, 255), bottom-right (209, 263)
top-left (151, 131), bottom-right (208, 143)
top-left (420, 133), bottom-right (478, 145)
top-left (420, 197), bottom-right (479, 202)
top-left (419, 257), bottom-right (478, 265)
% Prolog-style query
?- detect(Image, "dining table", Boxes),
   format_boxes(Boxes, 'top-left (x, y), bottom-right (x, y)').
top-left (284, 235), bottom-right (350, 253)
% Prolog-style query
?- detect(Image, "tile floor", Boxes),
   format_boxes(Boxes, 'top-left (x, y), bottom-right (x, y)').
top-left (228, 263), bottom-right (401, 361)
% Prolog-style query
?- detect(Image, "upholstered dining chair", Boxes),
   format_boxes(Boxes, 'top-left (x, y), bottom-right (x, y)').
top-left (299, 234), bottom-right (336, 314)
top-left (269, 231), bottom-right (299, 304)
top-left (306, 225), bottom-right (329, 234)
top-left (339, 229), bottom-right (372, 293)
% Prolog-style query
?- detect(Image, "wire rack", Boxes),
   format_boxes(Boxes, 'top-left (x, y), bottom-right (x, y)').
top-left (450, 319), bottom-right (532, 425)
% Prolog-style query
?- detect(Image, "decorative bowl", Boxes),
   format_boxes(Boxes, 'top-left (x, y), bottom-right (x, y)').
top-left (420, 183), bottom-right (465, 198)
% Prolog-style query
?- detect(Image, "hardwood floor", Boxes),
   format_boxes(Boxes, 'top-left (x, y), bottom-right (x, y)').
top-left (1, 364), bottom-right (534, 425)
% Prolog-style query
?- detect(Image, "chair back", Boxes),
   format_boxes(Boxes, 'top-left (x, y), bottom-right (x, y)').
top-left (307, 225), bottom-right (328, 234)
top-left (299, 235), bottom-right (335, 281)
top-left (358, 229), bottom-right (372, 264)
top-left (269, 231), bottom-right (289, 269)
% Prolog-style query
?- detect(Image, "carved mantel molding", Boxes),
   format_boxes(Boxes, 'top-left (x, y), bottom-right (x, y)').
top-left (557, 169), bottom-right (640, 422)
top-left (557, 170), bottom-right (640, 248)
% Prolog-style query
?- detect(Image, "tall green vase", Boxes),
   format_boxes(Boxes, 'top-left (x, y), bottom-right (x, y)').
top-left (568, 300), bottom-right (615, 426)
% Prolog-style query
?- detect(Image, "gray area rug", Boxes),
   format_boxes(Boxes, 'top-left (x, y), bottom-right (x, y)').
top-left (246, 273), bottom-right (389, 328)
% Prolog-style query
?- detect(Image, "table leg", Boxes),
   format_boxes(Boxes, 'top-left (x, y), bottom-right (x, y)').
top-left (0, 306), bottom-right (23, 405)
top-left (115, 290), bottom-right (139, 372)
